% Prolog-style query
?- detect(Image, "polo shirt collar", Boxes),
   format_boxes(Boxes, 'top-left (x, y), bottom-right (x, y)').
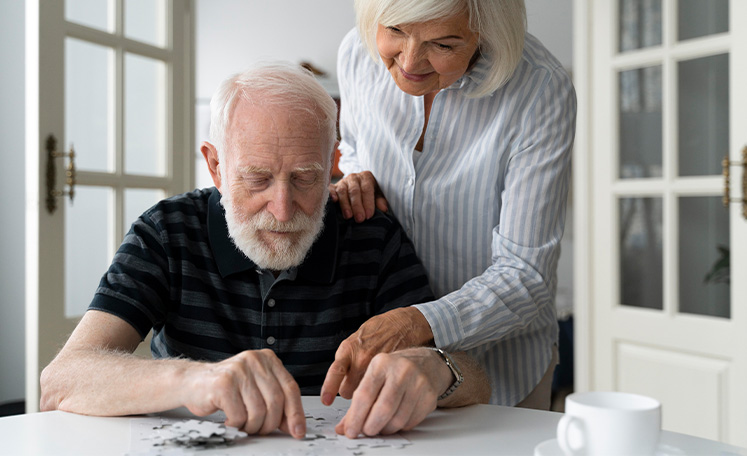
top-left (207, 188), bottom-right (338, 283)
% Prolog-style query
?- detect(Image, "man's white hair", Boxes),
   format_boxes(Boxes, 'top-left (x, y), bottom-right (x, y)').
top-left (208, 61), bottom-right (338, 172)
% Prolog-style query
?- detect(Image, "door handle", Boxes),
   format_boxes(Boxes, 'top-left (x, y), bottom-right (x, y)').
top-left (722, 146), bottom-right (747, 220)
top-left (45, 134), bottom-right (76, 214)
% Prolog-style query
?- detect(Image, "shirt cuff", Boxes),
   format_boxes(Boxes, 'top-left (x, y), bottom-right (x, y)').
top-left (414, 297), bottom-right (465, 351)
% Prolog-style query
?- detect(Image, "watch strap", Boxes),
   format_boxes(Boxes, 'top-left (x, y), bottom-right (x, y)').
top-left (428, 347), bottom-right (464, 400)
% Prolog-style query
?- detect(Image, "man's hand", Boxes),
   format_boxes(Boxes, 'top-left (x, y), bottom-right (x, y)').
top-left (321, 307), bottom-right (433, 405)
top-left (329, 171), bottom-right (388, 222)
top-left (334, 348), bottom-right (453, 438)
top-left (182, 349), bottom-right (307, 439)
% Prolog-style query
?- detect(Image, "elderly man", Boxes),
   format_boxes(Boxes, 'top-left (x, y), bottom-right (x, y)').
top-left (40, 62), bottom-right (490, 440)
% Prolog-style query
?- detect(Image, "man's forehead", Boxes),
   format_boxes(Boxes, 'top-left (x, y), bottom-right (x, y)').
top-left (228, 143), bottom-right (324, 171)
top-left (229, 97), bottom-right (322, 133)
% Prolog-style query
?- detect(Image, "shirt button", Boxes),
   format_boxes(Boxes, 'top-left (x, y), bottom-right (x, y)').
top-left (407, 177), bottom-right (414, 186)
top-left (267, 336), bottom-right (276, 345)
top-left (267, 299), bottom-right (276, 308)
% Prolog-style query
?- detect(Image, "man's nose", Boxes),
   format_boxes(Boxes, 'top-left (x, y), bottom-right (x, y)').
top-left (266, 182), bottom-right (295, 223)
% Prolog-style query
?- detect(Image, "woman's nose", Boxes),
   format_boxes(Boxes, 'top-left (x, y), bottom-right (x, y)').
top-left (399, 42), bottom-right (424, 72)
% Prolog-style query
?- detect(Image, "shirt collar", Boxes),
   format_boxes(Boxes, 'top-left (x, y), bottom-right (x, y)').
top-left (207, 188), bottom-right (338, 283)
top-left (447, 53), bottom-right (492, 94)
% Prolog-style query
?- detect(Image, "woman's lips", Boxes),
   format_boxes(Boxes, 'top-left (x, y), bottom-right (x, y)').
top-left (399, 67), bottom-right (434, 82)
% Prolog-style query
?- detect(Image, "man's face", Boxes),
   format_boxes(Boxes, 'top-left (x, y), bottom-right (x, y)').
top-left (217, 99), bottom-right (331, 271)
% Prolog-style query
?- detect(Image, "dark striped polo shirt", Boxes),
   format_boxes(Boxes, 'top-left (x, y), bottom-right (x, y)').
top-left (89, 187), bottom-right (433, 393)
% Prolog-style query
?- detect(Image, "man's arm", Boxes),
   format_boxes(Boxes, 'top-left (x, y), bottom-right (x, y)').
top-left (333, 347), bottom-right (491, 438)
top-left (40, 310), bottom-right (307, 438)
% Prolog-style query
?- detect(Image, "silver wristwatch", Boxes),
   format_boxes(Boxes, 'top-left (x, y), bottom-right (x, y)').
top-left (428, 347), bottom-right (464, 400)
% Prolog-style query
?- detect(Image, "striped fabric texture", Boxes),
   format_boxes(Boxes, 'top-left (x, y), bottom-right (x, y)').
top-left (89, 187), bottom-right (434, 393)
top-left (337, 29), bottom-right (577, 405)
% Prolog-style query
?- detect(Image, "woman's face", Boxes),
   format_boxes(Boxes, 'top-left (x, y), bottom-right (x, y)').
top-left (376, 11), bottom-right (479, 96)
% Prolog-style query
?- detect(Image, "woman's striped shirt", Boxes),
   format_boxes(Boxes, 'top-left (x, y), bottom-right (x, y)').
top-left (337, 29), bottom-right (577, 405)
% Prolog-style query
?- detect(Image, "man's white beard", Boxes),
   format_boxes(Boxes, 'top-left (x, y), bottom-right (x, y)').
top-left (221, 191), bottom-right (327, 271)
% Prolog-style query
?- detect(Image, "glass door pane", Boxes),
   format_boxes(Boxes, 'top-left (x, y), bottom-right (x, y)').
top-left (619, 197), bottom-right (663, 309)
top-left (125, 0), bottom-right (167, 47)
top-left (65, 187), bottom-right (113, 318)
top-left (65, 38), bottom-right (113, 173)
top-left (678, 197), bottom-right (730, 318)
top-left (678, 0), bottom-right (728, 41)
top-left (619, 0), bottom-right (662, 52)
top-left (65, 0), bottom-right (112, 32)
top-left (125, 53), bottom-right (167, 176)
top-left (678, 54), bottom-right (729, 177)
top-left (619, 66), bottom-right (663, 179)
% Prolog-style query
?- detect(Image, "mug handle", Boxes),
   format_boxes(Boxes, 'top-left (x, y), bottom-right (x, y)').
top-left (557, 415), bottom-right (585, 456)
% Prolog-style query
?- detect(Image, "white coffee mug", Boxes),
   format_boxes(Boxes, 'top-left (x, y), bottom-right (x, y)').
top-left (557, 391), bottom-right (661, 456)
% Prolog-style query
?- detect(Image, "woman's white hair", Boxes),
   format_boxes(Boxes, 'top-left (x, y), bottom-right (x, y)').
top-left (209, 61), bottom-right (338, 171)
top-left (354, 0), bottom-right (526, 98)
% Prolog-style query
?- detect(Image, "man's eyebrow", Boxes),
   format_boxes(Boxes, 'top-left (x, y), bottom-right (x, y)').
top-left (293, 163), bottom-right (324, 173)
top-left (237, 165), bottom-right (272, 175)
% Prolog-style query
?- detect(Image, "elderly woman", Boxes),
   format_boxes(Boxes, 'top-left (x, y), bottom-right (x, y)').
top-left (322, 0), bottom-right (576, 418)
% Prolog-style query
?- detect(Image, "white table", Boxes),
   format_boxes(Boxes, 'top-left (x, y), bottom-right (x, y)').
top-left (1, 396), bottom-right (744, 455)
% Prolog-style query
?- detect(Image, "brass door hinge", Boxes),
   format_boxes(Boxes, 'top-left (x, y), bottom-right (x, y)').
top-left (45, 134), bottom-right (76, 214)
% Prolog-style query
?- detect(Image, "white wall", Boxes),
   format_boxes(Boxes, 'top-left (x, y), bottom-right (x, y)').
top-left (526, 0), bottom-right (573, 71)
top-left (195, 0), bottom-right (356, 101)
top-left (0, 0), bottom-right (26, 405)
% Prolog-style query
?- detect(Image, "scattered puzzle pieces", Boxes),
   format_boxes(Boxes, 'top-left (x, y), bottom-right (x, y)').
top-left (128, 405), bottom-right (411, 455)
top-left (128, 417), bottom-right (247, 454)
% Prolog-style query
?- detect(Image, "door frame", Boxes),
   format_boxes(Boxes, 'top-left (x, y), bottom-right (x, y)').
top-left (25, 0), bottom-right (195, 412)
top-left (572, 0), bottom-right (593, 395)
top-left (573, 0), bottom-right (747, 445)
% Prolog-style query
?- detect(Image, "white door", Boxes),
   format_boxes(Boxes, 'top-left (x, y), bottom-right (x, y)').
top-left (25, 0), bottom-right (194, 412)
top-left (575, 0), bottom-right (747, 445)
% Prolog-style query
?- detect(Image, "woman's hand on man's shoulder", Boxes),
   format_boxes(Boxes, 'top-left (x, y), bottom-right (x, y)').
top-left (329, 171), bottom-right (388, 222)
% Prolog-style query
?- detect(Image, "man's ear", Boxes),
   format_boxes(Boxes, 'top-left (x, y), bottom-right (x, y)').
top-left (328, 141), bottom-right (340, 182)
top-left (200, 141), bottom-right (223, 191)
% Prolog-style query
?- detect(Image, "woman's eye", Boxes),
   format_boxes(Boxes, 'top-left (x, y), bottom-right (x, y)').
top-left (386, 26), bottom-right (403, 33)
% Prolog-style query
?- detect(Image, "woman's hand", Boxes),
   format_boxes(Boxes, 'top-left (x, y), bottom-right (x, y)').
top-left (329, 171), bottom-right (388, 222)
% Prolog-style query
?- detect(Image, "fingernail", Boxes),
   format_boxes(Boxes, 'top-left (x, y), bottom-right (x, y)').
top-left (322, 393), bottom-right (333, 405)
top-left (344, 209), bottom-right (352, 219)
top-left (294, 424), bottom-right (305, 438)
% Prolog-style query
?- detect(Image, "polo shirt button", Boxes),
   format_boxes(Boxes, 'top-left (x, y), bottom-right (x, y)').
top-left (267, 336), bottom-right (276, 345)
top-left (267, 298), bottom-right (276, 308)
